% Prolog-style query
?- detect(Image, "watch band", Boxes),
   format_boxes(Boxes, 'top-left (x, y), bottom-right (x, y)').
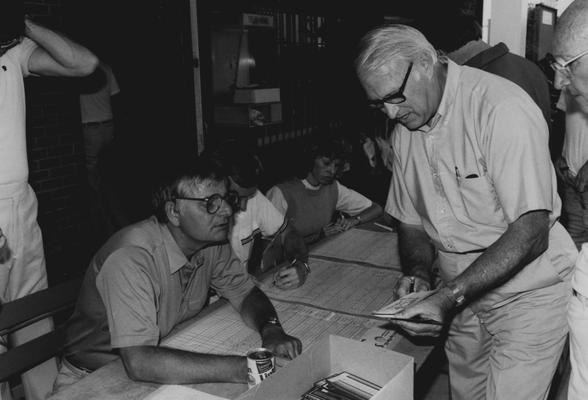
top-left (261, 316), bottom-right (282, 332)
top-left (445, 281), bottom-right (465, 307)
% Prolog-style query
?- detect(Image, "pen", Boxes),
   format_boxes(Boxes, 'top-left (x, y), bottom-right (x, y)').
top-left (408, 276), bottom-right (415, 293)
top-left (454, 166), bottom-right (461, 183)
top-left (374, 222), bottom-right (395, 232)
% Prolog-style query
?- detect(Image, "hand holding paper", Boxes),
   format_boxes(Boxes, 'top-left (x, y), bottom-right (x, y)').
top-left (372, 290), bottom-right (449, 336)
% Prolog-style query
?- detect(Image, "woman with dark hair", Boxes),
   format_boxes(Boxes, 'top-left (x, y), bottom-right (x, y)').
top-left (266, 136), bottom-right (382, 244)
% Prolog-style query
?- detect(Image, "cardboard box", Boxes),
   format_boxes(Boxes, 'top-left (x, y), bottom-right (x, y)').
top-left (236, 335), bottom-right (414, 400)
top-left (234, 88), bottom-right (280, 104)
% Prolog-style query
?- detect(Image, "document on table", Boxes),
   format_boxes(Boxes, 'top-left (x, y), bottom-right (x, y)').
top-left (310, 229), bottom-right (399, 269)
top-left (259, 258), bottom-right (402, 318)
top-left (162, 301), bottom-right (380, 356)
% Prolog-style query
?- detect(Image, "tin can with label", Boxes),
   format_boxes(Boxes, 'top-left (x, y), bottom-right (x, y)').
top-left (246, 348), bottom-right (275, 387)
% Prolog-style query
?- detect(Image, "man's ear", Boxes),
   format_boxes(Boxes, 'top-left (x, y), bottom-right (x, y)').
top-left (165, 200), bottom-right (181, 226)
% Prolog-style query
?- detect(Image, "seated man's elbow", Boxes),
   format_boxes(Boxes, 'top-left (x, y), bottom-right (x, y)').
top-left (120, 346), bottom-right (151, 382)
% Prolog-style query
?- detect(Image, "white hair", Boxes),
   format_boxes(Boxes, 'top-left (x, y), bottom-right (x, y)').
top-left (355, 24), bottom-right (438, 83)
top-left (554, 0), bottom-right (588, 54)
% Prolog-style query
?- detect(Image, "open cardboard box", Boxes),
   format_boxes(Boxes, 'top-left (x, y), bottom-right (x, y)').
top-left (236, 335), bottom-right (414, 400)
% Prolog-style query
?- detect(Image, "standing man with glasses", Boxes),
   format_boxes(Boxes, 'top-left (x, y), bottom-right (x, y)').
top-left (52, 157), bottom-right (301, 393)
top-left (356, 24), bottom-right (577, 400)
top-left (552, 2), bottom-right (588, 398)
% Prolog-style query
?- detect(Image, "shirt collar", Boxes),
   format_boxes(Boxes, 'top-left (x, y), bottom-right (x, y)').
top-left (417, 60), bottom-right (460, 133)
top-left (161, 224), bottom-right (190, 274)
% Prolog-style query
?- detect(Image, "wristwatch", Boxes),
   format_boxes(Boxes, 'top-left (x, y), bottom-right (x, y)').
top-left (445, 281), bottom-right (465, 307)
top-left (261, 316), bottom-right (282, 332)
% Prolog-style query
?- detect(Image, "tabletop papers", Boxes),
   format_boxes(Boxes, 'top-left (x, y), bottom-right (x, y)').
top-left (309, 229), bottom-right (399, 269)
top-left (258, 258), bottom-right (402, 318)
top-left (162, 301), bottom-right (379, 356)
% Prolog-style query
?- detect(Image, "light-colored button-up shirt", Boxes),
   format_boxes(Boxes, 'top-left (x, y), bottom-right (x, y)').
top-left (387, 60), bottom-right (576, 309)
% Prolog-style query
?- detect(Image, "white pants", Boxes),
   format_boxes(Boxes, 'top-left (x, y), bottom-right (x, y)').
top-left (0, 182), bottom-right (56, 400)
top-left (569, 290), bottom-right (588, 400)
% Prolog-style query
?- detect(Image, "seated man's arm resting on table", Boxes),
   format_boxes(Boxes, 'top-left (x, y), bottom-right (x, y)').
top-left (393, 210), bottom-right (550, 336)
top-left (110, 253), bottom-right (301, 385)
top-left (119, 287), bottom-right (302, 384)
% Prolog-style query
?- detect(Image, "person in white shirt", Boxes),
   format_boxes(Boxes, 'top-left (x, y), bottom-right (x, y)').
top-left (211, 142), bottom-right (309, 289)
top-left (0, 3), bottom-right (98, 399)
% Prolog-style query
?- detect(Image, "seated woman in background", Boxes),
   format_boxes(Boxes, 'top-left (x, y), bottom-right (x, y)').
top-left (266, 136), bottom-right (382, 244)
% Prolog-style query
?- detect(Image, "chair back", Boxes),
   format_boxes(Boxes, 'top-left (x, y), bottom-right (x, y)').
top-left (0, 277), bottom-right (82, 382)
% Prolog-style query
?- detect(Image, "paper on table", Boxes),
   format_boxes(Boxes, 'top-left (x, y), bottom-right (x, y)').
top-left (260, 258), bottom-right (402, 318)
top-left (143, 385), bottom-right (227, 400)
top-left (310, 229), bottom-right (399, 269)
top-left (162, 300), bottom-right (381, 356)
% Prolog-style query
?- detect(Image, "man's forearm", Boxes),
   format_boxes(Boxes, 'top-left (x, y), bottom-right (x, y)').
top-left (398, 223), bottom-right (435, 280)
top-left (239, 286), bottom-right (279, 333)
top-left (447, 210), bottom-right (550, 303)
top-left (120, 346), bottom-right (246, 384)
top-left (25, 19), bottom-right (97, 76)
top-left (281, 226), bottom-right (308, 262)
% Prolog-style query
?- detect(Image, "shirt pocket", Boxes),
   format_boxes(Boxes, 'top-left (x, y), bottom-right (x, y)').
top-left (457, 175), bottom-right (503, 226)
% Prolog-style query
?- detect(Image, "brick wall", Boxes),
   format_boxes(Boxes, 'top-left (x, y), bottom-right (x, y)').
top-left (25, 1), bottom-right (92, 284)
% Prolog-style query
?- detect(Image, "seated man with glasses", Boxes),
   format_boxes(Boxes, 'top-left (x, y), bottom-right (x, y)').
top-left (356, 24), bottom-right (576, 400)
top-left (266, 136), bottom-right (382, 244)
top-left (208, 142), bottom-right (310, 290)
top-left (53, 157), bottom-right (302, 393)
top-left (553, 2), bottom-right (588, 398)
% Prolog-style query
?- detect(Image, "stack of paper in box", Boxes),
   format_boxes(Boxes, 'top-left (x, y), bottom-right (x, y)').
top-left (301, 371), bottom-right (381, 400)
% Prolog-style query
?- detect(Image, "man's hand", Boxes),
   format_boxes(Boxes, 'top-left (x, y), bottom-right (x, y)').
top-left (261, 325), bottom-right (302, 361)
top-left (393, 275), bottom-right (430, 300)
top-left (273, 260), bottom-right (308, 290)
top-left (383, 289), bottom-right (453, 337)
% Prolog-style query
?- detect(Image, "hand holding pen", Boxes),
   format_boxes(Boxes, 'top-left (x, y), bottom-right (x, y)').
top-left (273, 259), bottom-right (310, 290)
top-left (393, 275), bottom-right (431, 300)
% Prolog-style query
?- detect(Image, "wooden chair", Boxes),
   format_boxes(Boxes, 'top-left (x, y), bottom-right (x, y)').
top-left (0, 277), bottom-right (82, 395)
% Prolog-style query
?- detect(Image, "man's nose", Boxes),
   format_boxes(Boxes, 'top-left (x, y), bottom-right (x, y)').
top-left (382, 103), bottom-right (400, 119)
top-left (218, 199), bottom-right (233, 216)
top-left (554, 70), bottom-right (570, 90)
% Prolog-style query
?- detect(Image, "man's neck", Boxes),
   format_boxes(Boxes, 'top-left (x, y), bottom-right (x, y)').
top-left (447, 39), bottom-right (491, 65)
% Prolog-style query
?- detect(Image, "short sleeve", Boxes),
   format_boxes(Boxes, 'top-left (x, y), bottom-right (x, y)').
top-left (210, 245), bottom-right (255, 309)
top-left (105, 64), bottom-right (120, 96)
top-left (255, 191), bottom-right (287, 237)
top-left (95, 247), bottom-right (160, 348)
top-left (266, 186), bottom-right (288, 215)
top-left (484, 97), bottom-right (556, 223)
top-left (335, 181), bottom-right (372, 215)
top-left (10, 38), bottom-right (37, 77)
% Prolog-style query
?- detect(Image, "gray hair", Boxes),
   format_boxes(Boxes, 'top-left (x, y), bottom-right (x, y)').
top-left (355, 24), bottom-right (438, 83)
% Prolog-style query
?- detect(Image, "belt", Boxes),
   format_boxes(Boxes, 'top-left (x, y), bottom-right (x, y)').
top-left (82, 119), bottom-right (113, 127)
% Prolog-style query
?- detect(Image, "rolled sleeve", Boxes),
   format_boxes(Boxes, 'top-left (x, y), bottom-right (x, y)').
top-left (210, 245), bottom-right (255, 309)
top-left (256, 192), bottom-right (287, 237)
top-left (96, 247), bottom-right (160, 349)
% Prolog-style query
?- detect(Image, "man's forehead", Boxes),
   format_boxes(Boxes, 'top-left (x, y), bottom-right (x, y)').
top-left (184, 178), bottom-right (226, 197)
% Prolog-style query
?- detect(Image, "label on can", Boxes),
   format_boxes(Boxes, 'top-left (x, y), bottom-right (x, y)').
top-left (246, 348), bottom-right (276, 388)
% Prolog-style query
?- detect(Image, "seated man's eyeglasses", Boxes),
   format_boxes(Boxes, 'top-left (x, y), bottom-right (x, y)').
top-left (367, 62), bottom-right (413, 109)
top-left (547, 50), bottom-right (588, 76)
top-left (174, 191), bottom-right (240, 214)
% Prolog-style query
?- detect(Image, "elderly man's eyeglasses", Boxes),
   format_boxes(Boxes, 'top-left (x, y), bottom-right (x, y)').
top-left (367, 62), bottom-right (413, 109)
top-left (174, 191), bottom-right (239, 214)
top-left (547, 50), bottom-right (588, 76)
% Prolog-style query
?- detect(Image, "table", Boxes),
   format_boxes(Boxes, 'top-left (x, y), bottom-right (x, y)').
top-left (49, 223), bottom-right (438, 400)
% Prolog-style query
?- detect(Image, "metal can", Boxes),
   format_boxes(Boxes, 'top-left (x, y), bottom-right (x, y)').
top-left (246, 348), bottom-right (275, 387)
